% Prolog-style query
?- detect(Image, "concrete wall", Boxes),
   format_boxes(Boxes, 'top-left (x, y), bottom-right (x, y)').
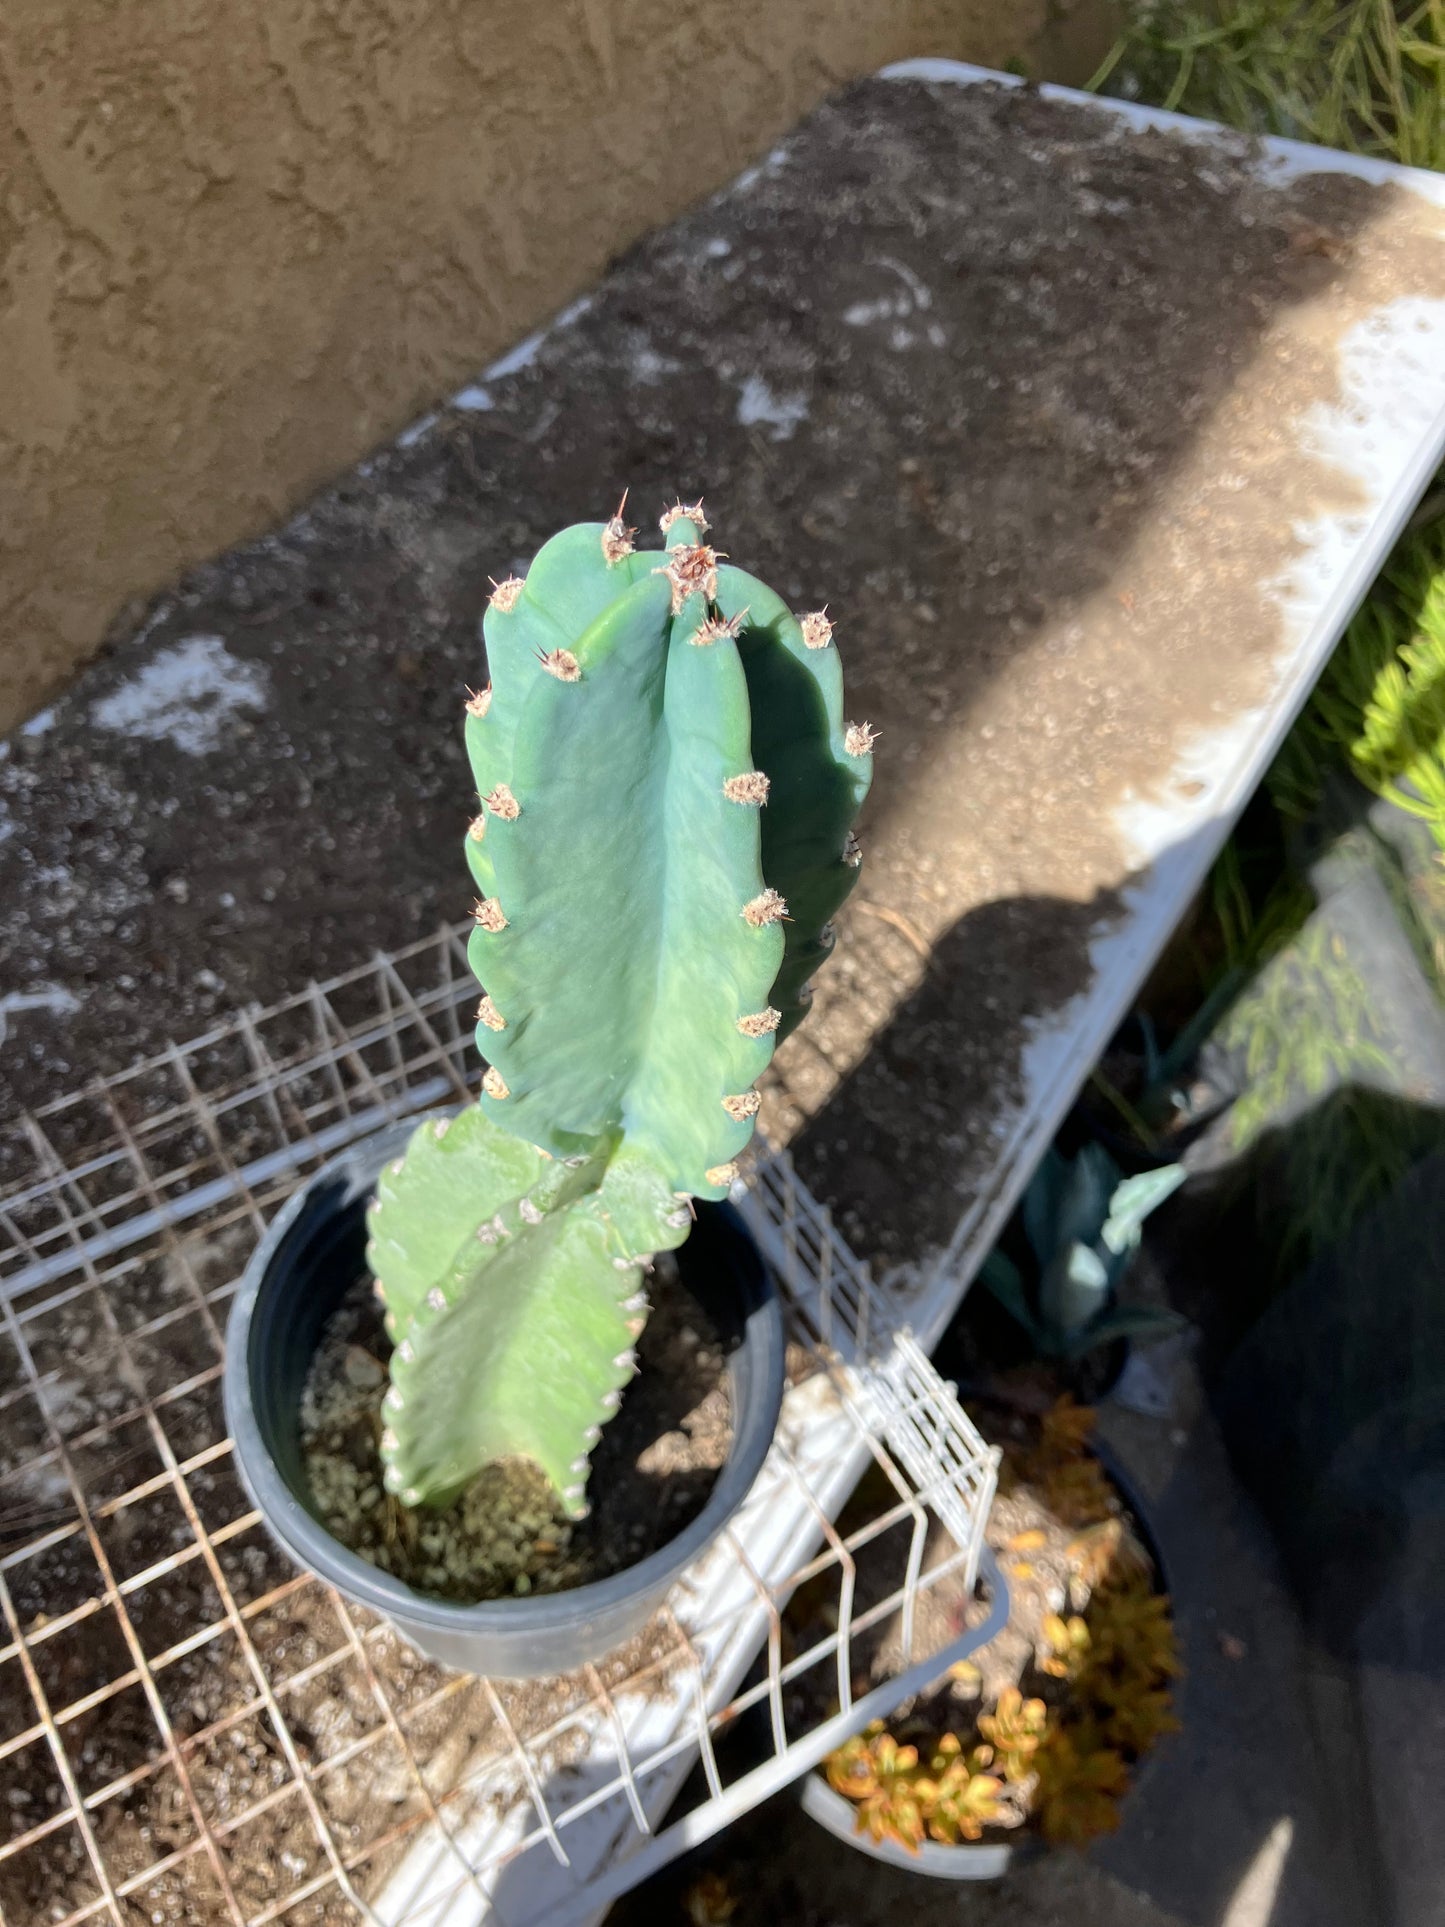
top-left (0, 0), bottom-right (1113, 729)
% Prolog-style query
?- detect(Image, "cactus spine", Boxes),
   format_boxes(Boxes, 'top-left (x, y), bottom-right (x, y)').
top-left (367, 502), bottom-right (870, 1514)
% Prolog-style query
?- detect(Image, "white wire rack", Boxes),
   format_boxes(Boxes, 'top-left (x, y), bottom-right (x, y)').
top-left (0, 927), bottom-right (1002, 1927)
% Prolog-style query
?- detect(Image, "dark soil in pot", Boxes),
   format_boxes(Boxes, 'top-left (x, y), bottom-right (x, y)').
top-left (300, 1250), bottom-right (732, 1604)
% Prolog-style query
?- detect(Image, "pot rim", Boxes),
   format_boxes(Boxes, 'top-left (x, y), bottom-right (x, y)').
top-left (223, 1115), bottom-right (786, 1637)
top-left (799, 1773), bottom-right (1025, 1878)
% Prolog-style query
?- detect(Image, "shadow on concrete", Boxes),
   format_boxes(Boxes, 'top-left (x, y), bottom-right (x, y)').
top-left (788, 880), bottom-right (1128, 1275)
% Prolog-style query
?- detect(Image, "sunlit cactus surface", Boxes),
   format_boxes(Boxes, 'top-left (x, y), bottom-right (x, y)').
top-left (367, 499), bottom-right (872, 1513)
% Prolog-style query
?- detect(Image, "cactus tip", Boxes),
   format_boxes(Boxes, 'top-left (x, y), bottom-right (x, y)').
top-left (601, 492), bottom-right (637, 565)
top-left (519, 1197), bottom-right (543, 1225)
top-left (468, 813), bottom-right (487, 843)
top-left (721, 1090), bottom-right (762, 1121)
top-left (482, 1066), bottom-right (510, 1101)
top-left (705, 1161), bottom-right (738, 1187)
top-left (488, 576), bottom-right (525, 613)
top-left (844, 720), bottom-right (878, 758)
top-left (477, 994), bottom-right (506, 1032)
top-left (844, 829), bottom-right (862, 867)
top-left (742, 887), bottom-right (788, 927)
top-left (654, 541), bottom-right (722, 615)
top-left (473, 896), bottom-right (508, 932)
top-left (426, 1287), bottom-right (447, 1312)
top-left (737, 1006), bottom-right (782, 1037)
top-left (464, 684), bottom-right (493, 719)
top-left (660, 498), bottom-right (710, 536)
top-left (723, 770), bottom-right (770, 806)
top-left (801, 609), bottom-right (834, 650)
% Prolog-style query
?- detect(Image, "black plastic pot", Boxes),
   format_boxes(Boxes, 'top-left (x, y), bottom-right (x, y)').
top-left (224, 1118), bottom-right (786, 1678)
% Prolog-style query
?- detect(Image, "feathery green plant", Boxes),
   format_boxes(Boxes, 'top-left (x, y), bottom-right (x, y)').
top-left (1269, 521), bottom-right (1445, 854)
top-left (365, 500), bottom-right (871, 1513)
top-left (1090, 0), bottom-right (1445, 172)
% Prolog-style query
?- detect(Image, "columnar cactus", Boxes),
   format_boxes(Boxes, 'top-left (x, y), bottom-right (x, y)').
top-left (366, 501), bottom-right (871, 1515)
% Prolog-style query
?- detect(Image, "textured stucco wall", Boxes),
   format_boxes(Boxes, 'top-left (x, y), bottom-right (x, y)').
top-left (0, 0), bottom-right (1112, 729)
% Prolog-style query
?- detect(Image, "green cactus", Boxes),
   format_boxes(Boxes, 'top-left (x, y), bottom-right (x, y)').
top-left (366, 500), bottom-right (871, 1515)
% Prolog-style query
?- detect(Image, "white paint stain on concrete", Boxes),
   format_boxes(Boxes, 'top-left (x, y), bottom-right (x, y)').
top-left (91, 635), bottom-right (270, 756)
top-left (843, 257), bottom-right (945, 349)
top-left (628, 342), bottom-right (683, 384)
top-left (484, 296), bottom-right (594, 383)
top-left (729, 143), bottom-right (792, 198)
top-left (735, 375), bottom-right (809, 441)
top-left (0, 986), bottom-right (80, 1045)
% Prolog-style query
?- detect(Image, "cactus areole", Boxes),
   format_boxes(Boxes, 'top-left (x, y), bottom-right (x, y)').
top-left (366, 502), bottom-right (872, 1517)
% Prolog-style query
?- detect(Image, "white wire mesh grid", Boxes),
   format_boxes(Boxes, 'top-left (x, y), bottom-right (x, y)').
top-left (0, 927), bottom-right (1001, 1927)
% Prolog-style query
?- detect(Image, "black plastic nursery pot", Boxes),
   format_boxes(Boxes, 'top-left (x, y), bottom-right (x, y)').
top-left (799, 1442), bottom-right (1173, 1880)
top-left (223, 1117), bottom-right (786, 1678)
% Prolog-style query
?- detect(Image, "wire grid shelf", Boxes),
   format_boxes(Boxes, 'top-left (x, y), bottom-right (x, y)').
top-left (0, 928), bottom-right (1002, 1927)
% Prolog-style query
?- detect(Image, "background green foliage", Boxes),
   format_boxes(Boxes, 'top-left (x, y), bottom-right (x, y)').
top-left (1270, 522), bottom-right (1445, 855)
top-left (1091, 0), bottom-right (1445, 170)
